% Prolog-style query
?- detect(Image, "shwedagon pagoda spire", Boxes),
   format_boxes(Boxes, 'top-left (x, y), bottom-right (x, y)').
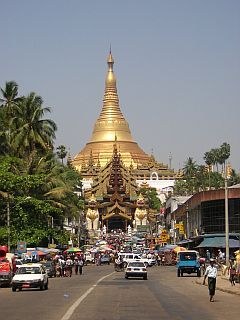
top-left (72, 50), bottom-right (150, 171)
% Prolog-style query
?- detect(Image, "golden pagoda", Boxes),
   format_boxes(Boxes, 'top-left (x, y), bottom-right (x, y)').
top-left (72, 50), bottom-right (150, 171)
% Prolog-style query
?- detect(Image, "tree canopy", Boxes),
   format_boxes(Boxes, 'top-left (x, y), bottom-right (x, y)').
top-left (174, 143), bottom-right (239, 196)
top-left (0, 81), bottom-right (84, 248)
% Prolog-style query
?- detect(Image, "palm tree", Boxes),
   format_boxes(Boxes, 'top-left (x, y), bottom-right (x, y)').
top-left (183, 157), bottom-right (197, 177)
top-left (195, 165), bottom-right (208, 192)
top-left (203, 151), bottom-right (214, 189)
top-left (0, 81), bottom-right (23, 116)
top-left (219, 143), bottom-right (231, 176)
top-left (56, 145), bottom-right (67, 165)
top-left (211, 148), bottom-right (220, 172)
top-left (13, 92), bottom-right (57, 159)
top-left (183, 157), bottom-right (197, 193)
top-left (183, 157), bottom-right (197, 194)
top-left (0, 81), bottom-right (23, 155)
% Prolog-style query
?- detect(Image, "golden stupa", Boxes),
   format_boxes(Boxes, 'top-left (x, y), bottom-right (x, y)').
top-left (72, 51), bottom-right (150, 170)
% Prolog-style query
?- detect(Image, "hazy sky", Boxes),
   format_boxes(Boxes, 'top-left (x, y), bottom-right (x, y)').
top-left (1, 1), bottom-right (239, 172)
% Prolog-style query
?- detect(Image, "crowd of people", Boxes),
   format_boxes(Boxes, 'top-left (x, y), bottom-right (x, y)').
top-left (43, 254), bottom-right (85, 277)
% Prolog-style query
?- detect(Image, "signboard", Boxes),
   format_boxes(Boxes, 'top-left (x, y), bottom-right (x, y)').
top-left (179, 222), bottom-right (185, 235)
top-left (137, 225), bottom-right (150, 233)
top-left (48, 243), bottom-right (57, 249)
top-left (161, 229), bottom-right (167, 235)
top-left (159, 233), bottom-right (170, 243)
top-left (17, 241), bottom-right (27, 254)
top-left (159, 236), bottom-right (168, 243)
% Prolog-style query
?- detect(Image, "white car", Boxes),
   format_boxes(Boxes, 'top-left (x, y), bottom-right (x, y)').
top-left (12, 263), bottom-right (48, 292)
top-left (119, 253), bottom-right (155, 267)
top-left (15, 259), bottom-right (23, 269)
top-left (125, 261), bottom-right (148, 280)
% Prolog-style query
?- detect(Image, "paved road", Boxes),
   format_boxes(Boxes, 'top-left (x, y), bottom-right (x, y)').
top-left (0, 265), bottom-right (239, 320)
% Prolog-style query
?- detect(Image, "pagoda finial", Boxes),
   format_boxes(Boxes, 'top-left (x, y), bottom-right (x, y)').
top-left (107, 47), bottom-right (114, 70)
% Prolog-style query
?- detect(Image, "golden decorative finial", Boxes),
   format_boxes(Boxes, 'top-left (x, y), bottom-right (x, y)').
top-left (107, 47), bottom-right (114, 69)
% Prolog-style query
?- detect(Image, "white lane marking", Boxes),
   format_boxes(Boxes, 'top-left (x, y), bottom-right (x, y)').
top-left (60, 271), bottom-right (115, 320)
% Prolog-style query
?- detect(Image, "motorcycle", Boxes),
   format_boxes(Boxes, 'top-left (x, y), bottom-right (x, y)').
top-left (114, 259), bottom-right (124, 272)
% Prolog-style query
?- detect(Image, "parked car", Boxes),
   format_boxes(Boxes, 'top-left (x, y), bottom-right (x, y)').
top-left (100, 254), bottom-right (110, 265)
top-left (12, 263), bottom-right (48, 291)
top-left (41, 261), bottom-right (56, 278)
top-left (176, 250), bottom-right (201, 277)
top-left (125, 261), bottom-right (147, 280)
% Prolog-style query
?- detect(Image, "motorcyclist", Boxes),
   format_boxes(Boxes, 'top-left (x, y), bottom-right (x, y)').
top-left (114, 255), bottom-right (123, 271)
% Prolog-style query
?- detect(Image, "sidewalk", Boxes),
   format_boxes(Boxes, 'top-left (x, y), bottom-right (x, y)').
top-left (196, 274), bottom-right (240, 296)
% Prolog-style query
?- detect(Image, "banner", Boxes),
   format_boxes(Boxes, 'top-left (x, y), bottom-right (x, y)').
top-left (17, 241), bottom-right (27, 254)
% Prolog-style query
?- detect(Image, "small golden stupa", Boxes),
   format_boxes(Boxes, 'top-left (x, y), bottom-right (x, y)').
top-left (72, 50), bottom-right (150, 171)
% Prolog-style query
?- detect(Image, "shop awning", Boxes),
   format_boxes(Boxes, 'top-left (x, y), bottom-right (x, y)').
top-left (197, 237), bottom-right (240, 248)
top-left (177, 239), bottom-right (194, 246)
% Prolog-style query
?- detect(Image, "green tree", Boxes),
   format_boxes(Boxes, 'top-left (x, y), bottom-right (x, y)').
top-left (13, 93), bottom-right (57, 159)
top-left (183, 157), bottom-right (197, 194)
top-left (173, 179), bottom-right (189, 196)
top-left (0, 81), bottom-right (23, 116)
top-left (219, 142), bottom-right (231, 175)
top-left (0, 81), bottom-right (84, 248)
top-left (203, 151), bottom-right (214, 189)
top-left (228, 169), bottom-right (240, 186)
top-left (56, 145), bottom-right (67, 165)
top-left (139, 187), bottom-right (161, 211)
top-left (0, 81), bottom-right (23, 155)
top-left (183, 157), bottom-right (197, 177)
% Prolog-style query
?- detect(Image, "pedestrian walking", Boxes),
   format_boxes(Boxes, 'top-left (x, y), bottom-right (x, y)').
top-left (65, 256), bottom-right (73, 277)
top-left (217, 249), bottom-right (224, 263)
top-left (79, 257), bottom-right (84, 275)
top-left (228, 263), bottom-right (236, 286)
top-left (58, 256), bottom-right (66, 277)
top-left (74, 256), bottom-right (80, 275)
top-left (206, 250), bottom-right (211, 262)
top-left (203, 258), bottom-right (218, 302)
top-left (237, 260), bottom-right (240, 284)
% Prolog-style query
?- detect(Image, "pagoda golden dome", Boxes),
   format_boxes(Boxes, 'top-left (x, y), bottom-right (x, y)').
top-left (72, 50), bottom-right (150, 171)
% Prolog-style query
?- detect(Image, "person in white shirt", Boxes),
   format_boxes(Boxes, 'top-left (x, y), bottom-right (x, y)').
top-left (203, 258), bottom-right (218, 302)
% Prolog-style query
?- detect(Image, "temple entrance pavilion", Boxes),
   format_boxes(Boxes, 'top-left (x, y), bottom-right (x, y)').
top-left (103, 215), bottom-right (131, 233)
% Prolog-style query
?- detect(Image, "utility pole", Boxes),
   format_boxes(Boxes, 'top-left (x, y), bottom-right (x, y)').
top-left (78, 214), bottom-right (81, 248)
top-left (7, 195), bottom-right (10, 251)
top-left (186, 204), bottom-right (189, 239)
top-left (172, 211), bottom-right (176, 245)
top-left (225, 161), bottom-right (229, 266)
top-left (51, 217), bottom-right (54, 245)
